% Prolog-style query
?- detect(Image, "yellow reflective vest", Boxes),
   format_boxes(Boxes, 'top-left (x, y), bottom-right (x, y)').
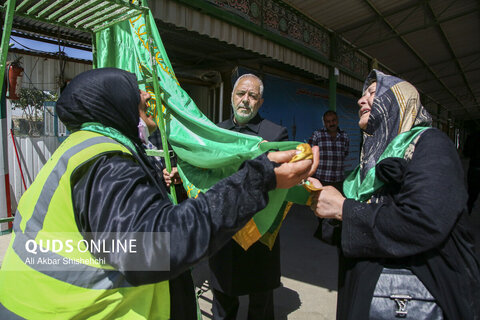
top-left (0, 130), bottom-right (170, 319)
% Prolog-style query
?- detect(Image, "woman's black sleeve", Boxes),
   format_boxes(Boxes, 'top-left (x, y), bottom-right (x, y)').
top-left (72, 153), bottom-right (276, 285)
top-left (341, 129), bottom-right (468, 258)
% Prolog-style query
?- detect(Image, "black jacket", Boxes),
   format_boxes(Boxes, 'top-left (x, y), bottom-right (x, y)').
top-left (216, 113), bottom-right (289, 143)
top-left (326, 129), bottom-right (480, 320)
top-left (209, 114), bottom-right (289, 295)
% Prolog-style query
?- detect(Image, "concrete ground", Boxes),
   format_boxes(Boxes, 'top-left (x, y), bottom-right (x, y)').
top-left (193, 204), bottom-right (340, 320)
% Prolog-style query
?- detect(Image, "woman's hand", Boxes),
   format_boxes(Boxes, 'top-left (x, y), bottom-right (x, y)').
top-left (268, 146), bottom-right (319, 189)
top-left (308, 177), bottom-right (345, 221)
top-left (163, 167), bottom-right (181, 187)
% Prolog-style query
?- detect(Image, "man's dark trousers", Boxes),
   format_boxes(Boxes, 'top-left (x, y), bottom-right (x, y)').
top-left (209, 114), bottom-right (288, 320)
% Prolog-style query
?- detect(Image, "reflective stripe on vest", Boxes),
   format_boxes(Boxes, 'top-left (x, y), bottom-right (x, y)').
top-left (12, 213), bottom-right (131, 289)
top-left (0, 131), bottom-right (170, 319)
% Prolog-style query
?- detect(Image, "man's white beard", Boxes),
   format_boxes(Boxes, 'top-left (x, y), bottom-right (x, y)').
top-left (233, 104), bottom-right (257, 124)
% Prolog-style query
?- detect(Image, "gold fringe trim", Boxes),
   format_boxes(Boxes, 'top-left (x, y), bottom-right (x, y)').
top-left (232, 219), bottom-right (262, 250)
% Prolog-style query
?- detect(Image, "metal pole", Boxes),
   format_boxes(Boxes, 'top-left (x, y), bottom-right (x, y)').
top-left (1, 82), bottom-right (13, 231)
top-left (218, 81), bottom-right (224, 122)
top-left (328, 67), bottom-right (338, 111)
top-left (0, 0), bottom-right (16, 90)
top-left (212, 86), bottom-right (216, 122)
top-left (0, 0), bottom-right (16, 231)
top-left (10, 128), bottom-right (26, 190)
top-left (91, 28), bottom-right (97, 69)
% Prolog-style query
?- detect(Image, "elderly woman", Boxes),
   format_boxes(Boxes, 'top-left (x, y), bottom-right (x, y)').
top-left (309, 70), bottom-right (480, 319)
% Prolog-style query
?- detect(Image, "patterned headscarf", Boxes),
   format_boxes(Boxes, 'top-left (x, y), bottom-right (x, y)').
top-left (359, 70), bottom-right (432, 180)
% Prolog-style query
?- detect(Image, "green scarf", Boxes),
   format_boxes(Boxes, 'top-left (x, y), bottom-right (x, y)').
top-left (343, 126), bottom-right (429, 202)
top-left (80, 122), bottom-right (137, 153)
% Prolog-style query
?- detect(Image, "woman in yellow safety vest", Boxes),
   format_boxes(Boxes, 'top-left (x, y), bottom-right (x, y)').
top-left (0, 68), bottom-right (318, 319)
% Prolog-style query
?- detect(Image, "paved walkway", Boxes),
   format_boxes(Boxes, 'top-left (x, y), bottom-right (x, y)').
top-left (193, 205), bottom-right (340, 319)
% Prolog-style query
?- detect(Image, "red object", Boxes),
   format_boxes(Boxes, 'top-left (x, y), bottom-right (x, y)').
top-left (7, 63), bottom-right (23, 100)
top-left (10, 129), bottom-right (27, 191)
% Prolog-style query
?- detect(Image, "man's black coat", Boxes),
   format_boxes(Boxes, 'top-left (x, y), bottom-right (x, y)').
top-left (209, 114), bottom-right (289, 295)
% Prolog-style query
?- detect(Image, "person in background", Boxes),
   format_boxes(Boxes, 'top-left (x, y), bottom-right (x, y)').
top-left (309, 69), bottom-right (480, 319)
top-left (0, 68), bottom-right (318, 319)
top-left (148, 129), bottom-right (188, 202)
top-left (209, 73), bottom-right (288, 320)
top-left (139, 103), bottom-right (195, 319)
top-left (308, 110), bottom-right (349, 240)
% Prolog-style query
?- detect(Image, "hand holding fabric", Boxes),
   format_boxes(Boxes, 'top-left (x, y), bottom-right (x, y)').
top-left (163, 167), bottom-right (181, 187)
top-left (308, 177), bottom-right (345, 220)
top-left (268, 146), bottom-right (319, 189)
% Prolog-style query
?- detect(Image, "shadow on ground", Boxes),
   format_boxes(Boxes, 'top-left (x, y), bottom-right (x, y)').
top-left (273, 286), bottom-right (301, 319)
top-left (192, 203), bottom-right (339, 319)
top-left (279, 204), bottom-right (338, 291)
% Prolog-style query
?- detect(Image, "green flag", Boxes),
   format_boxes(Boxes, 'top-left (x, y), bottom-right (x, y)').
top-left (95, 4), bottom-right (310, 250)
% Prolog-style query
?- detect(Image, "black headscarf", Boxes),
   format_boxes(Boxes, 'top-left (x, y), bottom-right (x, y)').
top-left (359, 70), bottom-right (432, 180)
top-left (56, 68), bottom-right (141, 145)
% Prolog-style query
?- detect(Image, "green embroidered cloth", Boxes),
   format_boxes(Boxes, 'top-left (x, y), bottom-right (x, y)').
top-left (94, 1), bottom-right (310, 249)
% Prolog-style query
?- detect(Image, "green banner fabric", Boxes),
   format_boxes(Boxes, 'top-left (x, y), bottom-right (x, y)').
top-left (343, 126), bottom-right (429, 202)
top-left (94, 2), bottom-right (310, 249)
